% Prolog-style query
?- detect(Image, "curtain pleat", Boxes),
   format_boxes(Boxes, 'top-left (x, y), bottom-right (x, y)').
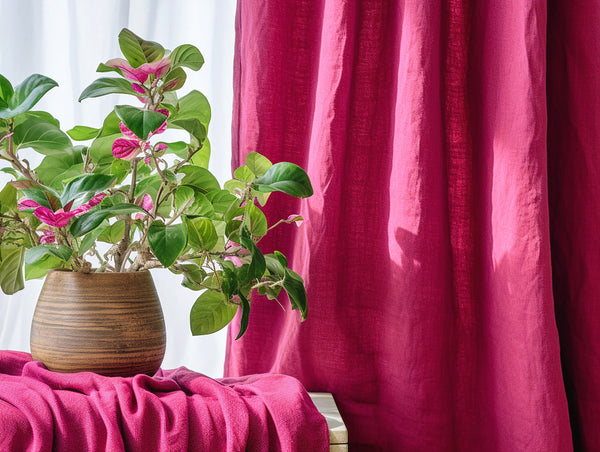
top-left (224, 0), bottom-right (585, 450)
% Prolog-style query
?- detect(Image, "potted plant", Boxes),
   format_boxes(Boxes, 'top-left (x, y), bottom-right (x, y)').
top-left (0, 29), bottom-right (312, 376)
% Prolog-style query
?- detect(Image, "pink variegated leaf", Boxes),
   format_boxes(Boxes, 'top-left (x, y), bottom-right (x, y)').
top-left (112, 138), bottom-right (141, 160)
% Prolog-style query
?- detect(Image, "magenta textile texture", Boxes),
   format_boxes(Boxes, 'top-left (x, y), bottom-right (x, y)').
top-left (0, 351), bottom-right (328, 452)
top-left (224, 0), bottom-right (585, 450)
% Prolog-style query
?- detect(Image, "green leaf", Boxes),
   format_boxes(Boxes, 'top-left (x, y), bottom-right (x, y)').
top-left (239, 227), bottom-right (266, 281)
top-left (283, 268), bottom-right (308, 320)
top-left (88, 111), bottom-right (121, 162)
top-left (0, 167), bottom-right (18, 178)
top-left (179, 165), bottom-right (220, 193)
top-left (96, 63), bottom-right (123, 75)
top-left (253, 162), bottom-right (313, 198)
top-left (187, 191), bottom-right (215, 218)
top-left (235, 293), bottom-right (251, 340)
top-left (0, 74), bottom-right (58, 119)
top-left (170, 119), bottom-right (207, 143)
top-left (147, 220), bottom-right (187, 267)
top-left (243, 200), bottom-right (268, 237)
top-left (190, 290), bottom-right (238, 335)
top-left (20, 188), bottom-right (53, 210)
top-left (25, 244), bottom-right (72, 264)
top-left (97, 219), bottom-right (126, 243)
top-left (14, 111), bottom-right (60, 128)
top-left (115, 105), bottom-right (167, 140)
top-left (69, 203), bottom-right (145, 237)
top-left (207, 190), bottom-right (238, 214)
top-left (161, 141), bottom-right (188, 158)
top-left (36, 148), bottom-right (84, 187)
top-left (119, 28), bottom-right (165, 67)
top-left (79, 77), bottom-right (136, 102)
top-left (162, 67), bottom-right (186, 91)
top-left (0, 247), bottom-right (25, 294)
top-left (24, 254), bottom-right (63, 280)
top-left (174, 186), bottom-right (195, 212)
top-left (169, 90), bottom-right (210, 141)
top-left (79, 224), bottom-right (106, 254)
top-left (110, 158), bottom-right (130, 184)
top-left (190, 138), bottom-right (211, 168)
top-left (12, 117), bottom-right (71, 155)
top-left (59, 174), bottom-right (116, 206)
top-left (186, 217), bottom-right (218, 251)
top-left (169, 44), bottom-right (204, 70)
top-left (0, 74), bottom-right (14, 103)
top-left (246, 152), bottom-right (272, 178)
top-left (0, 183), bottom-right (17, 214)
top-left (67, 125), bottom-right (100, 141)
top-left (234, 165), bottom-right (255, 183)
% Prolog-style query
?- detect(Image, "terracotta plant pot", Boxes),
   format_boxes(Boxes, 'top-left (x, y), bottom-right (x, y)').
top-left (30, 270), bottom-right (166, 377)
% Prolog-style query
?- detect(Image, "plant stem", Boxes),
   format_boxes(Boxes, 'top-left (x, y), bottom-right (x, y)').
top-left (115, 159), bottom-right (139, 272)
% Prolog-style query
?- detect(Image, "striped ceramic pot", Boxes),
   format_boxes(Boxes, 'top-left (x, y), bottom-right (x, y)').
top-left (30, 269), bottom-right (166, 377)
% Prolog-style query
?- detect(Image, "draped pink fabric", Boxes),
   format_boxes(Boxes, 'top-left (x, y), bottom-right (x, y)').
top-left (224, 0), bottom-right (595, 450)
top-left (0, 351), bottom-right (328, 452)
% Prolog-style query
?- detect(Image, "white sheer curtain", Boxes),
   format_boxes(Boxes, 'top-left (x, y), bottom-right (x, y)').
top-left (0, 0), bottom-right (236, 377)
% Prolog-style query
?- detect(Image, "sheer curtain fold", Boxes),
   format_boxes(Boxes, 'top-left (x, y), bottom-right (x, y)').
top-left (0, 0), bottom-right (235, 378)
top-left (225, 0), bottom-right (581, 450)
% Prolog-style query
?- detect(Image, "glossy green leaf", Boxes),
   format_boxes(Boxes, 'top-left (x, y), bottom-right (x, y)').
top-left (66, 126), bottom-right (100, 141)
top-left (235, 293), bottom-right (251, 340)
top-left (79, 224), bottom-right (107, 254)
top-left (0, 74), bottom-right (58, 119)
top-left (14, 110), bottom-right (60, 128)
top-left (174, 186), bottom-right (195, 212)
top-left (115, 105), bottom-right (167, 140)
top-left (253, 162), bottom-right (313, 198)
top-left (170, 118), bottom-right (206, 143)
top-left (161, 141), bottom-right (188, 158)
top-left (186, 217), bottom-right (218, 251)
top-left (0, 74), bottom-right (14, 103)
top-left (243, 200), bottom-right (267, 237)
top-left (190, 290), bottom-right (238, 336)
top-left (207, 190), bottom-right (238, 214)
top-left (59, 174), bottom-right (116, 206)
top-left (147, 220), bottom-right (187, 267)
top-left (24, 254), bottom-right (63, 280)
top-left (79, 77), bottom-right (136, 102)
top-left (0, 247), bottom-right (25, 294)
top-left (245, 152), bottom-right (272, 178)
top-left (190, 138), bottom-right (210, 168)
top-left (234, 165), bottom-right (255, 183)
top-left (283, 268), bottom-right (308, 320)
top-left (169, 90), bottom-right (210, 141)
top-left (88, 111), bottom-right (121, 162)
top-left (0, 167), bottom-right (18, 178)
top-left (25, 244), bottom-right (72, 264)
top-left (12, 117), bottom-right (71, 155)
top-left (179, 165), bottom-right (220, 193)
top-left (169, 44), bottom-right (204, 70)
top-left (119, 28), bottom-right (164, 67)
top-left (36, 149), bottom-right (84, 187)
top-left (239, 227), bottom-right (266, 281)
top-left (69, 203), bottom-right (145, 237)
top-left (162, 67), bottom-right (186, 91)
top-left (20, 188), bottom-right (53, 209)
top-left (97, 219), bottom-right (126, 243)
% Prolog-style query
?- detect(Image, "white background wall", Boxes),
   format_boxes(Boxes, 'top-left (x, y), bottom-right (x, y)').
top-left (0, 0), bottom-right (236, 377)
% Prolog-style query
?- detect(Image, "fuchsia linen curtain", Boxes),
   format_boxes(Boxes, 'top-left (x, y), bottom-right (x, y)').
top-left (224, 0), bottom-right (597, 450)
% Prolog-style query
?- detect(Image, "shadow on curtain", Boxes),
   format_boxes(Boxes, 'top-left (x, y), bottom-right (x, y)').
top-left (224, 0), bottom-right (600, 450)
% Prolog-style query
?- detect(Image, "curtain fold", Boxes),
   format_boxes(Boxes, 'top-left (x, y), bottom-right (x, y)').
top-left (225, 0), bottom-right (596, 450)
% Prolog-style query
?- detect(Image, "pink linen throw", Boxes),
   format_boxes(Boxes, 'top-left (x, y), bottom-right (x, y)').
top-left (0, 351), bottom-right (328, 452)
